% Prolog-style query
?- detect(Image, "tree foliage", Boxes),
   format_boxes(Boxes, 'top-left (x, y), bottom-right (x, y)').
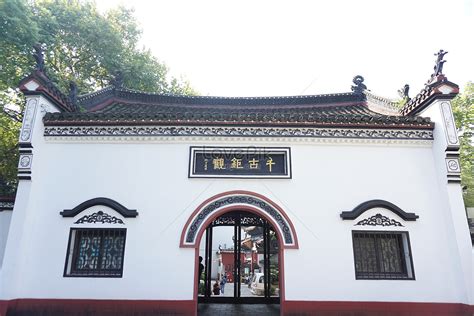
top-left (451, 82), bottom-right (474, 207)
top-left (0, 0), bottom-right (196, 195)
top-left (0, 115), bottom-right (20, 196)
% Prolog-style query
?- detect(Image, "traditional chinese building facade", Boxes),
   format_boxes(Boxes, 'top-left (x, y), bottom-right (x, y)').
top-left (0, 51), bottom-right (472, 315)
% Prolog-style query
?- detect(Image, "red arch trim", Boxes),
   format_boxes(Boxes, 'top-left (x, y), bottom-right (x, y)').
top-left (189, 203), bottom-right (289, 312)
top-left (179, 190), bottom-right (299, 249)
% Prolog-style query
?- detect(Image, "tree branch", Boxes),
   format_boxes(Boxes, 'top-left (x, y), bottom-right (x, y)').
top-left (2, 108), bottom-right (23, 122)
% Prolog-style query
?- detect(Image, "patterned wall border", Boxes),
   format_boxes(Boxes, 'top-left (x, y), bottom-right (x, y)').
top-left (44, 126), bottom-right (434, 142)
top-left (180, 191), bottom-right (298, 249)
top-left (0, 201), bottom-right (14, 211)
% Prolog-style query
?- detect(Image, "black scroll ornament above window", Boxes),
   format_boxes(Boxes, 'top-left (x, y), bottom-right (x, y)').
top-left (340, 199), bottom-right (418, 226)
top-left (60, 197), bottom-right (138, 224)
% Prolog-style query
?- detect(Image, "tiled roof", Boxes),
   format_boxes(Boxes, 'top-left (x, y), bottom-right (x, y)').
top-left (43, 89), bottom-right (433, 128)
top-left (18, 70), bottom-right (77, 112)
top-left (400, 74), bottom-right (459, 116)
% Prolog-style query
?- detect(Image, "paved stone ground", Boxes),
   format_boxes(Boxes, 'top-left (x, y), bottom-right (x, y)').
top-left (212, 281), bottom-right (279, 298)
top-left (219, 282), bottom-right (253, 297)
top-left (197, 304), bottom-right (280, 316)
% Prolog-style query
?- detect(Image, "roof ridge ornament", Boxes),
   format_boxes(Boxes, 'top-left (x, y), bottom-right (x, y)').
top-left (397, 84), bottom-right (410, 100)
top-left (351, 75), bottom-right (367, 94)
top-left (68, 81), bottom-right (78, 109)
top-left (18, 44), bottom-right (77, 112)
top-left (426, 49), bottom-right (448, 86)
top-left (33, 43), bottom-right (46, 72)
top-left (111, 70), bottom-right (124, 88)
top-left (399, 50), bottom-right (459, 116)
top-left (433, 49), bottom-right (448, 77)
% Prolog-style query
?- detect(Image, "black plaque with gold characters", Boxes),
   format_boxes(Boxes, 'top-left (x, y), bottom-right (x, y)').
top-left (189, 147), bottom-right (291, 179)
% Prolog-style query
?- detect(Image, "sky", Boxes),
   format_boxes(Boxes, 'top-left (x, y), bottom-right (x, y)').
top-left (96, 0), bottom-right (474, 99)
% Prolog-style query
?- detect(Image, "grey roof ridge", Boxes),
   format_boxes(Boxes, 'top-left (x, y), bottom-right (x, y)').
top-left (363, 90), bottom-right (401, 116)
top-left (77, 85), bottom-right (115, 101)
top-left (76, 85), bottom-right (366, 110)
top-left (116, 86), bottom-right (357, 99)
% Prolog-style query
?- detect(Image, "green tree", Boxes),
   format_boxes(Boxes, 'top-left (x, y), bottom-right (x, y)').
top-left (452, 82), bottom-right (474, 207)
top-left (0, 115), bottom-right (20, 195)
top-left (0, 0), bottom-right (196, 195)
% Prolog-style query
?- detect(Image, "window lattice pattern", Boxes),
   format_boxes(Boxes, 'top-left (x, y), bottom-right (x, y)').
top-left (67, 229), bottom-right (126, 277)
top-left (352, 231), bottom-right (413, 280)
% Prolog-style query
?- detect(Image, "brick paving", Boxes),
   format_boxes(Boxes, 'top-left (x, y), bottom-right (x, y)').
top-left (197, 304), bottom-right (280, 315)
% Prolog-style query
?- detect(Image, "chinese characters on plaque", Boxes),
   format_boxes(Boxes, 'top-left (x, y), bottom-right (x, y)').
top-left (189, 147), bottom-right (291, 178)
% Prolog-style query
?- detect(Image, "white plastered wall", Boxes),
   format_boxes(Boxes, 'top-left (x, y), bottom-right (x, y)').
top-left (0, 211), bottom-right (12, 268)
top-left (0, 95), bottom-right (59, 297)
top-left (0, 97), bottom-right (471, 305)
top-left (421, 99), bottom-right (473, 304)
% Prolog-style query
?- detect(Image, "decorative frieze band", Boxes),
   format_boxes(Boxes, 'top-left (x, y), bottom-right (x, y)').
top-left (0, 201), bottom-right (14, 211)
top-left (44, 125), bottom-right (434, 141)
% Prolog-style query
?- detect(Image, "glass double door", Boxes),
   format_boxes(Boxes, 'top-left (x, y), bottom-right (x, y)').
top-left (199, 211), bottom-right (279, 303)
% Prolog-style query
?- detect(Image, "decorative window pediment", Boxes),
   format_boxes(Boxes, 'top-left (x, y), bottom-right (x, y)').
top-left (60, 197), bottom-right (138, 218)
top-left (61, 198), bottom-right (134, 278)
top-left (340, 200), bottom-right (418, 222)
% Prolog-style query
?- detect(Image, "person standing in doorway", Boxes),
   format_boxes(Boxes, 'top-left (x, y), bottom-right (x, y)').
top-left (198, 256), bottom-right (204, 283)
top-left (220, 273), bottom-right (227, 295)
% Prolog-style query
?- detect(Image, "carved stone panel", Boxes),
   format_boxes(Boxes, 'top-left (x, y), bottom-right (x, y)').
top-left (440, 102), bottom-right (459, 147)
top-left (445, 158), bottom-right (461, 173)
top-left (18, 154), bottom-right (33, 170)
top-left (20, 98), bottom-right (39, 144)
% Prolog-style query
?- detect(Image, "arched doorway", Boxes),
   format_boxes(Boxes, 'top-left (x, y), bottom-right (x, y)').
top-left (180, 191), bottom-right (299, 310)
top-left (199, 210), bottom-right (280, 303)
